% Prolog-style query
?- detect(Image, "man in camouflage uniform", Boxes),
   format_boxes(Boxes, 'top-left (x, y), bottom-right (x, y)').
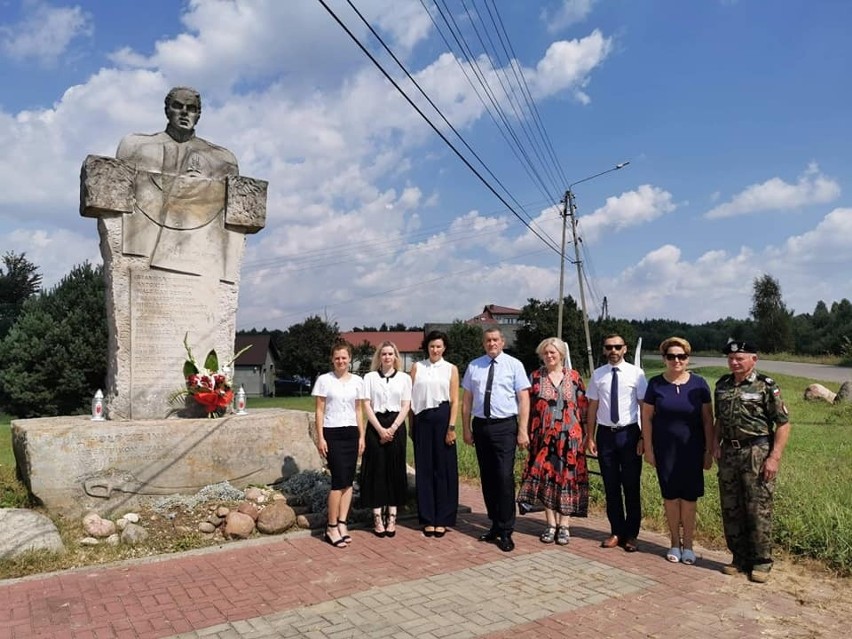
top-left (713, 340), bottom-right (791, 583)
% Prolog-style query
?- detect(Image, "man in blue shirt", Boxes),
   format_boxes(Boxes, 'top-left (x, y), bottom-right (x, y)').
top-left (462, 328), bottom-right (530, 551)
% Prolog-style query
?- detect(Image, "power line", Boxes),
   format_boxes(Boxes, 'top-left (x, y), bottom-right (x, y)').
top-left (341, 0), bottom-right (558, 249)
top-left (315, 0), bottom-right (561, 255)
top-left (484, 0), bottom-right (569, 187)
top-left (460, 0), bottom-right (564, 196)
top-left (426, 0), bottom-right (560, 209)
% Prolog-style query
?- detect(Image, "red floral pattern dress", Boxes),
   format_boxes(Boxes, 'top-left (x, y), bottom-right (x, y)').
top-left (517, 367), bottom-right (589, 516)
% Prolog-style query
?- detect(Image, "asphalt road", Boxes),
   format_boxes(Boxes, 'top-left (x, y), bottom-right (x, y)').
top-left (689, 356), bottom-right (852, 384)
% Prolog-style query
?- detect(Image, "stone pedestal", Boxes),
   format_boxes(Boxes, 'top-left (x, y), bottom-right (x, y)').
top-left (12, 409), bottom-right (321, 517)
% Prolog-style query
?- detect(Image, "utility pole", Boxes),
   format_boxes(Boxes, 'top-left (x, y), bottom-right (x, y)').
top-left (555, 162), bottom-right (630, 373)
top-left (556, 192), bottom-right (569, 341)
top-left (567, 188), bottom-right (595, 376)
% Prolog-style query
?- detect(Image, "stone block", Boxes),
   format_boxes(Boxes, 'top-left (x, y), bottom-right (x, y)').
top-left (79, 155), bottom-right (135, 218)
top-left (12, 408), bottom-right (322, 517)
top-left (0, 509), bottom-right (65, 559)
top-left (225, 175), bottom-right (267, 233)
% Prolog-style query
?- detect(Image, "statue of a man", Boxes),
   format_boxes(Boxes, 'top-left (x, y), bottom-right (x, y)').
top-left (115, 87), bottom-right (243, 282)
top-left (80, 87), bottom-right (267, 420)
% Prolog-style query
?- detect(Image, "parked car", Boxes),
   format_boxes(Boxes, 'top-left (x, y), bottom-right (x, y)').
top-left (274, 375), bottom-right (312, 396)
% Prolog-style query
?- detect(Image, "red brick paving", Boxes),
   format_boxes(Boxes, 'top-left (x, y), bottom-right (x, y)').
top-left (0, 482), bottom-right (848, 638)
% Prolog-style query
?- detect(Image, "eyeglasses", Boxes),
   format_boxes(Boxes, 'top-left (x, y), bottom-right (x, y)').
top-left (603, 344), bottom-right (625, 351)
top-left (665, 353), bottom-right (689, 361)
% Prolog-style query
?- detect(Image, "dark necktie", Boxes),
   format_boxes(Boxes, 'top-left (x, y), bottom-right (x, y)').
top-left (610, 367), bottom-right (620, 424)
top-left (483, 358), bottom-right (496, 418)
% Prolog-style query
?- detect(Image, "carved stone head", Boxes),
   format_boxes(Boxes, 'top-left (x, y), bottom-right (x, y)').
top-left (164, 87), bottom-right (202, 136)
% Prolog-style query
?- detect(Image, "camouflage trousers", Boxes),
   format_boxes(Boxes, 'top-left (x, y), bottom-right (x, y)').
top-left (717, 441), bottom-right (775, 568)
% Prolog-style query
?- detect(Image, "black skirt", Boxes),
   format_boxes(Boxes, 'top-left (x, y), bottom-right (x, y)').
top-left (324, 426), bottom-right (359, 490)
top-left (359, 412), bottom-right (408, 508)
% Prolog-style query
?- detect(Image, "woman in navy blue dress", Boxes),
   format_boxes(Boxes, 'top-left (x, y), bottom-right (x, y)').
top-left (641, 337), bottom-right (713, 565)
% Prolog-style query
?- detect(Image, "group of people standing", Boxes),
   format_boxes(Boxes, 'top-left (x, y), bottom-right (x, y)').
top-left (311, 327), bottom-right (791, 584)
top-left (311, 332), bottom-right (461, 547)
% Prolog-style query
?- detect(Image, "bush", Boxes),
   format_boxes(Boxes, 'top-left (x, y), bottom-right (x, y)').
top-left (0, 263), bottom-right (107, 417)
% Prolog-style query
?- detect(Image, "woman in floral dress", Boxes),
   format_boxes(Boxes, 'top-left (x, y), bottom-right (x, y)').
top-left (517, 337), bottom-right (589, 545)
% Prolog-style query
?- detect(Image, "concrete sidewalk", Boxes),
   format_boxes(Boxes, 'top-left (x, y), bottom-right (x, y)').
top-left (0, 483), bottom-right (843, 638)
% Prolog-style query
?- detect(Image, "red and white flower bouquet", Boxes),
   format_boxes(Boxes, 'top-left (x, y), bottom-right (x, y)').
top-left (173, 333), bottom-right (250, 418)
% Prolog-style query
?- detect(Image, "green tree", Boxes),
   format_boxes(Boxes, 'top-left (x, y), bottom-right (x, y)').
top-left (751, 274), bottom-right (793, 353)
top-left (589, 319), bottom-right (637, 370)
top-left (514, 297), bottom-right (585, 372)
top-left (0, 262), bottom-right (106, 417)
top-left (277, 315), bottom-right (341, 382)
top-left (350, 339), bottom-right (375, 376)
top-left (0, 252), bottom-right (42, 338)
top-left (444, 320), bottom-right (484, 378)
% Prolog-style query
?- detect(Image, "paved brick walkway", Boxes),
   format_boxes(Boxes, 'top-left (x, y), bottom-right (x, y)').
top-left (1, 484), bottom-right (846, 638)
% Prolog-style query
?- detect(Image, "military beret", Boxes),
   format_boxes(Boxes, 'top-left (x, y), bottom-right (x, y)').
top-left (723, 340), bottom-right (757, 354)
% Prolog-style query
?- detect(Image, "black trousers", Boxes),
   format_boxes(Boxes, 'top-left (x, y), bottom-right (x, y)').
top-left (596, 423), bottom-right (643, 539)
top-left (413, 402), bottom-right (458, 526)
top-left (473, 416), bottom-right (518, 533)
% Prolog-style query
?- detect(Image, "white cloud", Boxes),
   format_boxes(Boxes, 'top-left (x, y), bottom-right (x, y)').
top-left (542, 0), bottom-right (599, 33)
top-left (0, 228), bottom-right (100, 288)
top-left (531, 29), bottom-right (613, 104)
top-left (776, 207), bottom-right (852, 264)
top-left (595, 207), bottom-right (852, 323)
top-left (8, 1), bottom-right (847, 334)
top-left (705, 162), bottom-right (840, 219)
top-left (108, 0), bottom-right (431, 98)
top-left (579, 185), bottom-right (676, 243)
top-left (0, 1), bottom-right (92, 66)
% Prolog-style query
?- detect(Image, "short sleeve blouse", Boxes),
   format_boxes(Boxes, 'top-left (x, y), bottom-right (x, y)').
top-left (361, 370), bottom-right (412, 412)
top-left (312, 372), bottom-right (363, 428)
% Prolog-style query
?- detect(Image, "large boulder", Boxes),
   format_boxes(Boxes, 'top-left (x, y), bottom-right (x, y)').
top-left (0, 509), bottom-right (65, 559)
top-left (257, 501), bottom-right (296, 534)
top-left (804, 383), bottom-right (836, 403)
top-left (224, 511), bottom-right (255, 539)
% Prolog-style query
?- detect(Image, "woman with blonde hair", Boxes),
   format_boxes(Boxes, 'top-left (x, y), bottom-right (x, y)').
top-left (517, 337), bottom-right (589, 545)
top-left (359, 341), bottom-right (412, 537)
top-left (641, 337), bottom-right (713, 565)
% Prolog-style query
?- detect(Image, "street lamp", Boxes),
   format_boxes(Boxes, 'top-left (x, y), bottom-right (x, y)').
top-left (556, 161), bottom-right (630, 374)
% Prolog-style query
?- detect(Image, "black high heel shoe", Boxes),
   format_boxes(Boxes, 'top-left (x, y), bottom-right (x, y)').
top-left (337, 520), bottom-right (352, 544)
top-left (373, 513), bottom-right (387, 538)
top-left (385, 513), bottom-right (397, 538)
top-left (324, 524), bottom-right (346, 547)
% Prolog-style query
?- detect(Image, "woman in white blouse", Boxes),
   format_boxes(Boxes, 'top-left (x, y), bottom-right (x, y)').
top-left (312, 342), bottom-right (365, 548)
top-left (359, 341), bottom-right (412, 538)
top-left (410, 330), bottom-right (459, 538)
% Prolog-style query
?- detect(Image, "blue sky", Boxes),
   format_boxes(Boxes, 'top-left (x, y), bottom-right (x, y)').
top-left (0, 0), bottom-right (849, 334)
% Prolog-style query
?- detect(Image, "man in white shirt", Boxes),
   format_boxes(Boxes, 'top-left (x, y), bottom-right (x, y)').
top-left (585, 334), bottom-right (647, 552)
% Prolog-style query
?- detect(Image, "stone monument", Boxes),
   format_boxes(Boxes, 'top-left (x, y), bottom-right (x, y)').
top-left (12, 88), bottom-right (323, 515)
top-left (79, 87), bottom-right (266, 420)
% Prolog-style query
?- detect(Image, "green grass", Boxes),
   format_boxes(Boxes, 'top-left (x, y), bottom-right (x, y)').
top-left (2, 376), bottom-right (850, 576)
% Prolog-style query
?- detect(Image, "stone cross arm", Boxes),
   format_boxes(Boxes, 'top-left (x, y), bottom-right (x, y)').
top-left (79, 154), bottom-right (267, 233)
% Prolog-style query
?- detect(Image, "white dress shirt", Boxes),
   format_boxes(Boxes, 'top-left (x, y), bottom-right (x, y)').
top-left (586, 361), bottom-right (647, 427)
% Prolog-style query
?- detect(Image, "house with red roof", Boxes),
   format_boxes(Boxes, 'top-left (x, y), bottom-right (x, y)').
top-left (341, 330), bottom-right (424, 372)
top-left (465, 304), bottom-right (522, 347)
